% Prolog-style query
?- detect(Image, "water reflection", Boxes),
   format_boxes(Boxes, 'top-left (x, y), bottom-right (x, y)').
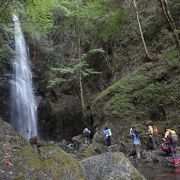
top-left (134, 162), bottom-right (180, 179)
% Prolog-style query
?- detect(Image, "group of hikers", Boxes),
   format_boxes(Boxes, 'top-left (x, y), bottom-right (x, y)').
top-left (83, 126), bottom-right (112, 147)
top-left (130, 122), bottom-right (179, 165)
top-left (83, 121), bottom-right (179, 166)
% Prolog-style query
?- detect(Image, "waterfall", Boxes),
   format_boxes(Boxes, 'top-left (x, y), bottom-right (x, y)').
top-left (10, 15), bottom-right (37, 140)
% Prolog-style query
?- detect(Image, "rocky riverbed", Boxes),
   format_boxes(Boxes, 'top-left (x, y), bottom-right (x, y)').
top-left (1, 115), bottom-right (180, 179)
top-left (0, 117), bottom-right (145, 179)
top-left (58, 132), bottom-right (180, 180)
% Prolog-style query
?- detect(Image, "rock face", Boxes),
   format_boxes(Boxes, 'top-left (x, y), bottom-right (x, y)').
top-left (81, 152), bottom-right (146, 180)
top-left (0, 72), bottom-right (11, 123)
top-left (0, 25), bottom-right (13, 123)
top-left (0, 117), bottom-right (27, 146)
top-left (38, 93), bottom-right (86, 140)
top-left (0, 117), bottom-right (86, 179)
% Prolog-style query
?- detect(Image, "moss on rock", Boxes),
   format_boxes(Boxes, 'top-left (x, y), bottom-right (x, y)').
top-left (0, 117), bottom-right (85, 179)
top-left (12, 146), bottom-right (85, 179)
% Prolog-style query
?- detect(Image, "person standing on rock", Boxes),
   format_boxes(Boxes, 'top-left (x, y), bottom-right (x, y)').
top-left (152, 122), bottom-right (159, 145)
top-left (103, 127), bottom-right (112, 147)
top-left (83, 128), bottom-right (91, 145)
top-left (146, 122), bottom-right (156, 150)
top-left (164, 128), bottom-right (178, 165)
top-left (130, 127), bottom-right (141, 159)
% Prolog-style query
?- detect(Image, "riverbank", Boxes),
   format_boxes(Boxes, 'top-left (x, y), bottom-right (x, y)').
top-left (58, 134), bottom-right (180, 179)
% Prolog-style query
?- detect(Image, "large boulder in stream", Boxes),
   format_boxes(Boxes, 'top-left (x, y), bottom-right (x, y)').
top-left (81, 152), bottom-right (146, 180)
top-left (0, 117), bottom-right (85, 179)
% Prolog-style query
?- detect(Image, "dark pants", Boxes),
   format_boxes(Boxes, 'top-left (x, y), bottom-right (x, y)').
top-left (106, 136), bottom-right (111, 147)
top-left (149, 136), bottom-right (156, 150)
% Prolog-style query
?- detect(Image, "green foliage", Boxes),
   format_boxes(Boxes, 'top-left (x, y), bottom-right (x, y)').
top-left (21, 0), bottom-right (56, 32)
top-left (92, 60), bottom-right (180, 120)
top-left (162, 48), bottom-right (180, 69)
top-left (101, 9), bottom-right (126, 40)
top-left (0, 23), bottom-right (14, 68)
top-left (88, 48), bottom-right (105, 55)
top-left (163, 48), bottom-right (179, 61)
top-left (48, 51), bottom-right (101, 88)
top-left (0, 0), bottom-right (126, 80)
top-left (78, 0), bottom-right (127, 41)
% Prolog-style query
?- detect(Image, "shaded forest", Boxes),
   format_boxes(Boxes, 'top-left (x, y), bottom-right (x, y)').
top-left (0, 0), bottom-right (179, 140)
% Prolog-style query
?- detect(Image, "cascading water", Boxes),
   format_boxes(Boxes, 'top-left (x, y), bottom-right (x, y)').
top-left (10, 15), bottom-right (37, 140)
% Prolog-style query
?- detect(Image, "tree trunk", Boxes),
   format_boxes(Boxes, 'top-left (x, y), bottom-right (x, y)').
top-left (79, 71), bottom-right (85, 111)
top-left (133, 0), bottom-right (151, 60)
top-left (78, 31), bottom-right (85, 112)
top-left (77, 1), bottom-right (85, 113)
top-left (158, 0), bottom-right (180, 55)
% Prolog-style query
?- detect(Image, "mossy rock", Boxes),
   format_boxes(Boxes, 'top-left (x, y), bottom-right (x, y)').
top-left (81, 152), bottom-right (146, 180)
top-left (82, 143), bottom-right (103, 158)
top-left (10, 145), bottom-right (86, 179)
top-left (0, 118), bottom-right (85, 179)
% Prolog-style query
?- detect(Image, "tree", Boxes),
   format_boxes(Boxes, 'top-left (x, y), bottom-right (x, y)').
top-left (132, 0), bottom-right (151, 60)
top-left (76, 0), bottom-right (85, 113)
top-left (158, 0), bottom-right (180, 56)
top-left (0, 0), bottom-right (11, 15)
top-left (48, 55), bottom-right (101, 96)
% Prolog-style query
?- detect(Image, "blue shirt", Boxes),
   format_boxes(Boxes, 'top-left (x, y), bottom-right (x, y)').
top-left (103, 129), bottom-right (111, 137)
top-left (130, 129), bottom-right (140, 145)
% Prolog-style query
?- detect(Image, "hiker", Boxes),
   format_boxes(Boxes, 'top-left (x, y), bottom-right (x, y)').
top-left (130, 127), bottom-right (141, 159)
top-left (152, 122), bottom-right (160, 145)
top-left (146, 122), bottom-right (157, 150)
top-left (163, 128), bottom-right (178, 164)
top-left (93, 127), bottom-right (104, 144)
top-left (83, 128), bottom-right (91, 145)
top-left (103, 127), bottom-right (112, 147)
top-left (152, 123), bottom-right (158, 135)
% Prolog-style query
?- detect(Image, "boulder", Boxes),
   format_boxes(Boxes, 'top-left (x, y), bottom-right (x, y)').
top-left (81, 152), bottom-right (146, 180)
top-left (29, 136), bottom-right (39, 146)
top-left (81, 143), bottom-right (104, 158)
top-left (0, 117), bottom-right (86, 179)
top-left (72, 135), bottom-right (84, 145)
top-left (0, 117), bottom-right (27, 147)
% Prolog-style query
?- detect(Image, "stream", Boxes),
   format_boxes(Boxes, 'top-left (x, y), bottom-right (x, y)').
top-left (134, 159), bottom-right (180, 179)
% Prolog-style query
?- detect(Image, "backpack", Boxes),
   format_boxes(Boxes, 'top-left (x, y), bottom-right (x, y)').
top-left (161, 143), bottom-right (169, 152)
top-left (83, 128), bottom-right (91, 137)
top-left (152, 125), bottom-right (158, 135)
top-left (148, 126), bottom-right (153, 135)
